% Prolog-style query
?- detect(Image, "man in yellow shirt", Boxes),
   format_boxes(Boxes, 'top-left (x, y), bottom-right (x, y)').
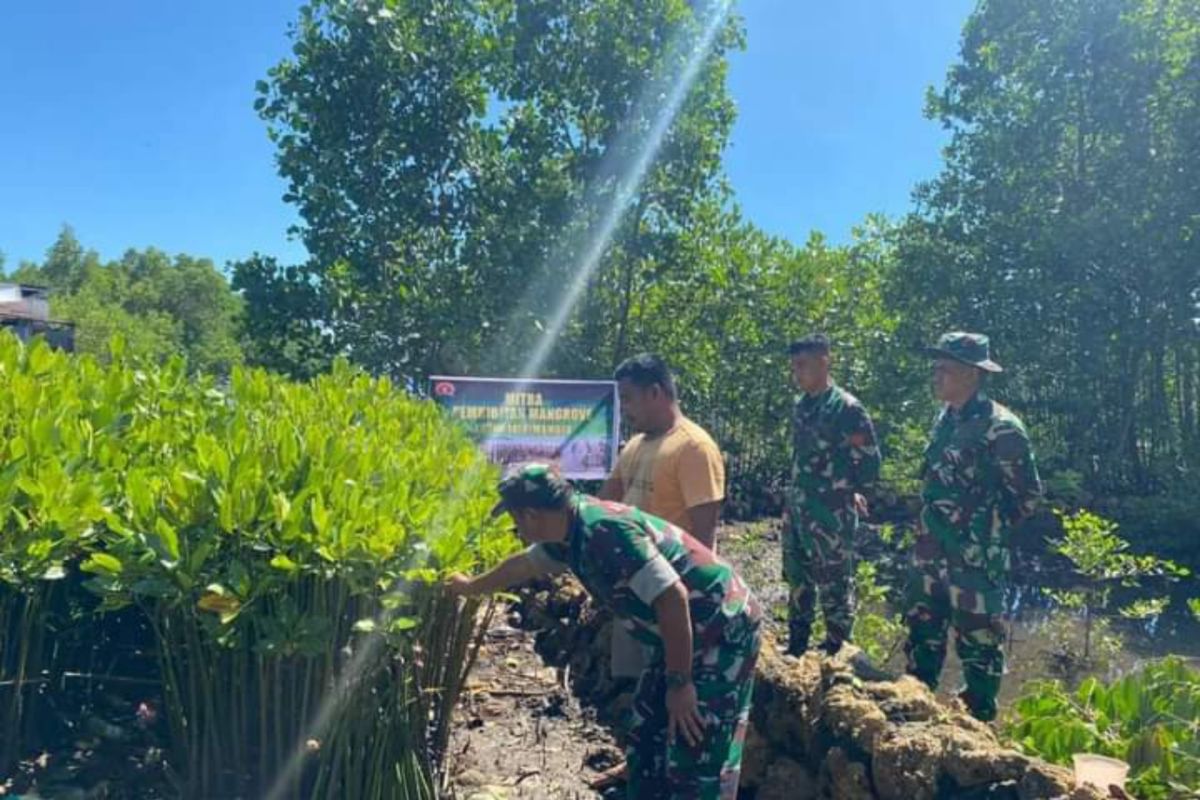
top-left (591, 353), bottom-right (726, 791)
top-left (600, 354), bottom-right (725, 549)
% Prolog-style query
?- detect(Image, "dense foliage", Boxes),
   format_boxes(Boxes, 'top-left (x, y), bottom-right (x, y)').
top-left (236, 0), bottom-right (742, 382)
top-left (231, 0), bottom-right (1200, 537)
top-left (8, 2), bottom-right (1198, 529)
top-left (892, 0), bottom-right (1200, 498)
top-left (7, 226), bottom-right (244, 375)
top-left (231, 0), bottom-right (929, 516)
top-left (1008, 658), bottom-right (1200, 799)
top-left (9, 0), bottom-right (1196, 541)
top-left (0, 333), bottom-right (514, 796)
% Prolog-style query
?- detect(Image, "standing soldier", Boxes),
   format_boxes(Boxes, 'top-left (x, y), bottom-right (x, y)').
top-left (446, 463), bottom-right (762, 800)
top-left (905, 332), bottom-right (1041, 722)
top-left (784, 334), bottom-right (881, 657)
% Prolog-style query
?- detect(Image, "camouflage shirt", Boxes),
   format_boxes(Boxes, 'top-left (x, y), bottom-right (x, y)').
top-left (919, 392), bottom-right (1042, 579)
top-left (789, 384), bottom-right (881, 507)
top-left (528, 496), bottom-right (761, 656)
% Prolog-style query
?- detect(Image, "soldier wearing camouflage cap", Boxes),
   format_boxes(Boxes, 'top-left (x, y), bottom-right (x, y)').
top-left (446, 463), bottom-right (762, 800)
top-left (783, 334), bottom-right (881, 657)
top-left (905, 332), bottom-right (1042, 721)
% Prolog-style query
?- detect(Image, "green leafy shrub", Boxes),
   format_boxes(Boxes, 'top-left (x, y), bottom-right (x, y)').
top-left (1047, 510), bottom-right (1187, 671)
top-left (0, 336), bottom-right (131, 769)
top-left (807, 560), bottom-right (905, 663)
top-left (0, 333), bottom-right (516, 797)
top-left (851, 561), bottom-right (905, 664)
top-left (1006, 658), bottom-right (1200, 799)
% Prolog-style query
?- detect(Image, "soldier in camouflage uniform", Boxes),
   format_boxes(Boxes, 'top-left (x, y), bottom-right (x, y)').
top-left (446, 463), bottom-right (763, 800)
top-left (784, 334), bottom-right (881, 656)
top-left (906, 332), bottom-right (1042, 722)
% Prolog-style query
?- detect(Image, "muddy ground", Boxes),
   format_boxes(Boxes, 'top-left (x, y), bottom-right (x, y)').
top-left (446, 612), bottom-right (620, 800)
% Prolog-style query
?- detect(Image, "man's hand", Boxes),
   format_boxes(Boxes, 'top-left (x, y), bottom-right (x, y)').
top-left (853, 493), bottom-right (869, 519)
top-left (443, 573), bottom-right (475, 597)
top-left (666, 682), bottom-right (705, 747)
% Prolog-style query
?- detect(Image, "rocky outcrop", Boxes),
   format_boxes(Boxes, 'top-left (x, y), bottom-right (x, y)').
top-left (515, 578), bottom-right (1107, 800)
top-left (751, 637), bottom-right (1105, 800)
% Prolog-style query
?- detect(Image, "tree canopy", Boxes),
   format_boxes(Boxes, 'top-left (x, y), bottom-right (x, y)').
top-left (8, 227), bottom-right (244, 375)
top-left (235, 0), bottom-right (743, 380)
top-left (11, 0), bottom-right (1200, 530)
top-left (891, 0), bottom-right (1200, 495)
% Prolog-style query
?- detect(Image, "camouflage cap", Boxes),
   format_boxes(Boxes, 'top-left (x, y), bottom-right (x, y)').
top-left (489, 462), bottom-right (572, 517)
top-left (925, 332), bottom-right (1003, 373)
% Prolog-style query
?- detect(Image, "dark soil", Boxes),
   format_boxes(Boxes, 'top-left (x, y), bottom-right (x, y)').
top-left (445, 613), bottom-right (619, 800)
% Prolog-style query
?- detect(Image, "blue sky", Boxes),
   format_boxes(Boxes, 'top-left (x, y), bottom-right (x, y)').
top-left (0, 0), bottom-right (974, 271)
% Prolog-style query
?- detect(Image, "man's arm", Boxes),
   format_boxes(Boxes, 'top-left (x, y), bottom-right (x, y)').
top-left (597, 474), bottom-right (624, 502)
top-left (784, 396), bottom-right (799, 530)
top-left (677, 440), bottom-right (725, 547)
top-left (654, 580), bottom-right (694, 678)
top-left (597, 453), bottom-right (625, 501)
top-left (686, 501), bottom-right (722, 550)
top-left (845, 403), bottom-right (882, 495)
top-left (992, 422), bottom-right (1042, 527)
top-left (587, 519), bottom-right (704, 744)
top-left (444, 549), bottom-right (559, 597)
top-left (652, 580), bottom-right (704, 747)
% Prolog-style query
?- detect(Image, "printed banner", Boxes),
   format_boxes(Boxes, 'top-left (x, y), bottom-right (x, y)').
top-left (429, 376), bottom-right (620, 480)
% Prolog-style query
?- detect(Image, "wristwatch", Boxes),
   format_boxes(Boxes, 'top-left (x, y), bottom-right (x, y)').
top-left (665, 670), bottom-right (692, 690)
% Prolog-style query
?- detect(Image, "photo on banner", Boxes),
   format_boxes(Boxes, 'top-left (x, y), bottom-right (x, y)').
top-left (429, 376), bottom-right (620, 480)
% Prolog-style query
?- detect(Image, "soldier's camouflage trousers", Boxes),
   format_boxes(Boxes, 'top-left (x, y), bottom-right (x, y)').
top-left (904, 534), bottom-right (1007, 722)
top-left (625, 619), bottom-right (761, 799)
top-left (782, 499), bottom-right (857, 653)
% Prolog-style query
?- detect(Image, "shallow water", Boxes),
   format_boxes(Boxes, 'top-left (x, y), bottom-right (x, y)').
top-left (926, 594), bottom-right (1200, 711)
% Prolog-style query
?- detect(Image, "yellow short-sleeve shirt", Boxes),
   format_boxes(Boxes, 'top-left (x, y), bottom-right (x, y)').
top-left (609, 416), bottom-right (725, 530)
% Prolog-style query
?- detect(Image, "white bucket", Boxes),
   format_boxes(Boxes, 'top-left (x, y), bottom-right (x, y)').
top-left (1073, 753), bottom-right (1130, 791)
